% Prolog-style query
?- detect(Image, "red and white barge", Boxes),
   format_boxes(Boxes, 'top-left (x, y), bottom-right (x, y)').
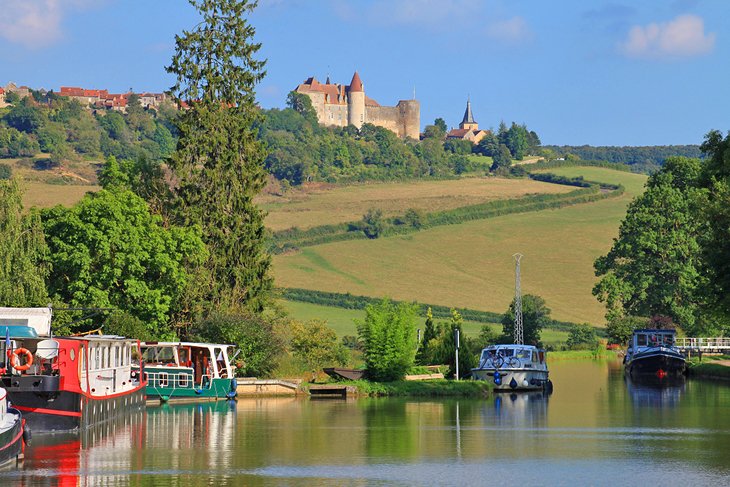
top-left (0, 307), bottom-right (146, 432)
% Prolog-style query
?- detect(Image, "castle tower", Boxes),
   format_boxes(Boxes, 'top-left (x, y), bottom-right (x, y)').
top-left (459, 98), bottom-right (478, 131)
top-left (347, 71), bottom-right (365, 129)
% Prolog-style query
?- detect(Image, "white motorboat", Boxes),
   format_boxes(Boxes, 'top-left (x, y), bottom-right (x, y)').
top-left (472, 344), bottom-right (552, 392)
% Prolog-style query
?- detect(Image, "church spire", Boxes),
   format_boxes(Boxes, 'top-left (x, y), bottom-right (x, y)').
top-left (461, 97), bottom-right (475, 125)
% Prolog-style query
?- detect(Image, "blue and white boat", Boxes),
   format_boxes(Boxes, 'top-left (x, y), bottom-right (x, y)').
top-left (472, 344), bottom-right (551, 392)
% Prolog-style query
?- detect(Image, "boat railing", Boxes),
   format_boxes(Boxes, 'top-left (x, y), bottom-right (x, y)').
top-left (143, 368), bottom-right (213, 391)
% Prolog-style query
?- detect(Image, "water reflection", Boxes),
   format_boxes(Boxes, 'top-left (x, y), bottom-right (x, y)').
top-left (1, 362), bottom-right (730, 485)
top-left (625, 375), bottom-right (686, 408)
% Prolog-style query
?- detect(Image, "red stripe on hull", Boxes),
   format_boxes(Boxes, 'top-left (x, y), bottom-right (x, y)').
top-left (14, 405), bottom-right (82, 418)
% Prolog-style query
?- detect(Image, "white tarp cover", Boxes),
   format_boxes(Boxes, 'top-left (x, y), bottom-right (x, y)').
top-left (0, 307), bottom-right (52, 336)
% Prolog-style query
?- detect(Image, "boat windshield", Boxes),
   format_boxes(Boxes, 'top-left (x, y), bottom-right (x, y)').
top-left (142, 346), bottom-right (176, 364)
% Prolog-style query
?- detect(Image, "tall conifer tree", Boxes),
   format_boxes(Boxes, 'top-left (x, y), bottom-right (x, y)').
top-left (167, 0), bottom-right (271, 313)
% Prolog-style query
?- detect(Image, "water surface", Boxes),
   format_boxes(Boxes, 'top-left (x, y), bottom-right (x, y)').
top-left (4, 359), bottom-right (730, 486)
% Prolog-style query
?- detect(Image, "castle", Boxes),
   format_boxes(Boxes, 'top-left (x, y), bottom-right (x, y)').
top-left (294, 72), bottom-right (420, 139)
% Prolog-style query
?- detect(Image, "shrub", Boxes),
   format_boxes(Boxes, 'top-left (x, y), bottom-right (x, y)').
top-left (566, 323), bottom-right (599, 350)
top-left (0, 163), bottom-right (11, 180)
top-left (356, 298), bottom-right (418, 381)
top-left (290, 319), bottom-right (350, 373)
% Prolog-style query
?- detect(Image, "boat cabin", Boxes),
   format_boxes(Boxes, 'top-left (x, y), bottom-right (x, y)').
top-left (478, 344), bottom-right (547, 369)
top-left (630, 329), bottom-right (676, 350)
top-left (139, 342), bottom-right (236, 400)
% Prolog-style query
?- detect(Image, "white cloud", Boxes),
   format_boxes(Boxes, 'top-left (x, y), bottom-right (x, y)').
top-left (619, 14), bottom-right (715, 59)
top-left (485, 16), bottom-right (533, 44)
top-left (0, 0), bottom-right (98, 49)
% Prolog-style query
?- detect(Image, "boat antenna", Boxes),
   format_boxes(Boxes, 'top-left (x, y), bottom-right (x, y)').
top-left (513, 253), bottom-right (523, 345)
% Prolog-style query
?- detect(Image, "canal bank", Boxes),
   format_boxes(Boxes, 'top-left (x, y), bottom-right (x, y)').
top-left (687, 356), bottom-right (730, 380)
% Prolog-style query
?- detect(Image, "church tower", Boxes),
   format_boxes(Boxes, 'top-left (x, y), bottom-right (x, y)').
top-left (347, 71), bottom-right (365, 129)
top-left (459, 98), bottom-right (478, 131)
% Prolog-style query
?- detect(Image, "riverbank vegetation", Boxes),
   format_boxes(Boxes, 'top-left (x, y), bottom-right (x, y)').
top-left (310, 379), bottom-right (492, 397)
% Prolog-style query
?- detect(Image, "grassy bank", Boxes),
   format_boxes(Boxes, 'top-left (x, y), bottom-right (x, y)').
top-left (307, 379), bottom-right (492, 397)
top-left (687, 355), bottom-right (730, 380)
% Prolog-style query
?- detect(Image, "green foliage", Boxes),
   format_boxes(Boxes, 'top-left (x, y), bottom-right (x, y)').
top-left (476, 324), bottom-right (501, 348)
top-left (566, 323), bottom-right (599, 350)
top-left (501, 294), bottom-right (552, 345)
top-left (356, 298), bottom-right (418, 381)
top-left (543, 144), bottom-right (702, 170)
top-left (606, 315), bottom-right (646, 345)
top-left (361, 208), bottom-right (384, 239)
top-left (167, 0), bottom-right (272, 313)
top-left (104, 312), bottom-right (155, 341)
top-left (490, 143), bottom-right (512, 170)
top-left (4, 100), bottom-right (45, 133)
top-left (192, 311), bottom-right (284, 377)
top-left (504, 122), bottom-right (529, 160)
top-left (0, 178), bottom-right (49, 306)
top-left (42, 187), bottom-right (206, 336)
top-left (593, 157), bottom-right (709, 332)
top-left (434, 118), bottom-right (447, 134)
top-left (429, 309), bottom-right (477, 378)
top-left (443, 138), bottom-right (474, 155)
top-left (0, 125), bottom-right (40, 157)
top-left (286, 91), bottom-right (318, 126)
top-left (529, 172), bottom-right (591, 187)
top-left (0, 163), bottom-right (10, 179)
top-left (415, 307), bottom-right (436, 365)
top-left (290, 319), bottom-right (350, 373)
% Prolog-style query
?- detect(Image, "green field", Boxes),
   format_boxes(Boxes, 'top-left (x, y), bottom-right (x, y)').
top-left (2, 157), bottom-right (101, 209)
top-left (278, 299), bottom-right (570, 347)
top-left (273, 167), bottom-right (648, 326)
top-left (259, 176), bottom-right (573, 231)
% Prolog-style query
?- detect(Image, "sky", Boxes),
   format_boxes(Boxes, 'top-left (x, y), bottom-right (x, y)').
top-left (0, 0), bottom-right (728, 146)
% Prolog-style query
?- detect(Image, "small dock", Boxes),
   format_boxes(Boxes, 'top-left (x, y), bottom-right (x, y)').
top-left (237, 378), bottom-right (301, 396)
top-left (308, 384), bottom-right (358, 398)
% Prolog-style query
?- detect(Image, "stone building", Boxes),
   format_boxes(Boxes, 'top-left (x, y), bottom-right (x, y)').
top-left (446, 99), bottom-right (490, 144)
top-left (294, 72), bottom-right (420, 139)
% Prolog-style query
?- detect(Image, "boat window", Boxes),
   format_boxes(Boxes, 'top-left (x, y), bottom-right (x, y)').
top-left (538, 351), bottom-right (545, 363)
top-left (517, 349), bottom-right (531, 359)
top-left (179, 373), bottom-right (188, 387)
top-left (532, 351), bottom-right (538, 363)
top-left (103, 346), bottom-right (108, 369)
top-left (498, 348), bottom-right (514, 357)
top-left (214, 347), bottom-right (227, 377)
top-left (662, 335), bottom-right (674, 346)
top-left (637, 334), bottom-right (647, 346)
top-left (159, 372), bottom-right (168, 387)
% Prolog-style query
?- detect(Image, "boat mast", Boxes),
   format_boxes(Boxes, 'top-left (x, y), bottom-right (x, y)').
top-left (513, 253), bottom-right (523, 345)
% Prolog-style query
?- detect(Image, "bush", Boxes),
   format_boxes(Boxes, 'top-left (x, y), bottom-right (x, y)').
top-left (606, 315), bottom-right (647, 345)
top-left (104, 312), bottom-right (156, 341)
top-left (191, 312), bottom-right (284, 378)
top-left (361, 208), bottom-right (384, 239)
top-left (566, 323), bottom-right (599, 350)
top-left (0, 163), bottom-right (11, 180)
top-left (356, 298), bottom-right (418, 381)
top-left (290, 319), bottom-right (350, 373)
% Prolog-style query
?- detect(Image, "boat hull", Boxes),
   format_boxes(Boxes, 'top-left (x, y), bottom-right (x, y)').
top-left (9, 386), bottom-right (146, 432)
top-left (0, 408), bottom-right (23, 467)
top-left (472, 368), bottom-right (549, 391)
top-left (626, 350), bottom-right (686, 378)
top-left (143, 367), bottom-right (237, 402)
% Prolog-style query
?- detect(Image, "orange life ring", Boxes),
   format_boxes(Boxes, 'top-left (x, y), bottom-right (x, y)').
top-left (10, 348), bottom-right (34, 371)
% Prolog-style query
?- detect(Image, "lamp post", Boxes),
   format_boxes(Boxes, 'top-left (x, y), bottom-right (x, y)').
top-left (454, 327), bottom-right (460, 381)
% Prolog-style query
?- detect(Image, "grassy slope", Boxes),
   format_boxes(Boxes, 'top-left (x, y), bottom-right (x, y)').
top-left (273, 167), bottom-right (647, 326)
top-left (260, 176), bottom-right (572, 231)
top-left (3, 157), bottom-right (101, 209)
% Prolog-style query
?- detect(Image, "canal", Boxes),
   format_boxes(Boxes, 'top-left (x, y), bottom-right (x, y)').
top-left (4, 359), bottom-right (730, 485)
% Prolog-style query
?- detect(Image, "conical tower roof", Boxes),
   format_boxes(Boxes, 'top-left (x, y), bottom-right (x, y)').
top-left (349, 71), bottom-right (364, 92)
top-left (461, 98), bottom-right (476, 124)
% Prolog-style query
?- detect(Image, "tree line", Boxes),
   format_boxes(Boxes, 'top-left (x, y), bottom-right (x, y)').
top-left (543, 144), bottom-right (702, 173)
top-left (594, 130), bottom-right (730, 342)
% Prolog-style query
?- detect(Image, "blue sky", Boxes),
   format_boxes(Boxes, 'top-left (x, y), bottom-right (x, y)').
top-left (0, 0), bottom-right (727, 146)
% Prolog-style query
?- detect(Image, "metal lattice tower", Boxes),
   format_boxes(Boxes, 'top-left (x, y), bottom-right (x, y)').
top-left (513, 253), bottom-right (523, 345)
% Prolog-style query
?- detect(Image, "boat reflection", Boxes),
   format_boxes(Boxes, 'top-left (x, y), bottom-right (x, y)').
top-left (8, 408), bottom-right (144, 486)
top-left (625, 375), bottom-right (686, 408)
top-left (2, 400), bottom-right (236, 486)
top-left (491, 391), bottom-right (550, 427)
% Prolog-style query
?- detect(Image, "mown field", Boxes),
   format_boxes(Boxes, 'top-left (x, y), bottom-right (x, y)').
top-left (273, 167), bottom-right (648, 326)
top-left (259, 176), bottom-right (574, 231)
top-left (278, 299), bottom-right (570, 347)
top-left (3, 157), bottom-right (100, 209)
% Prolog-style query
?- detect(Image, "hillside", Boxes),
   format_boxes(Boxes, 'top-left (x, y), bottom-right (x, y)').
top-left (273, 166), bottom-right (648, 325)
